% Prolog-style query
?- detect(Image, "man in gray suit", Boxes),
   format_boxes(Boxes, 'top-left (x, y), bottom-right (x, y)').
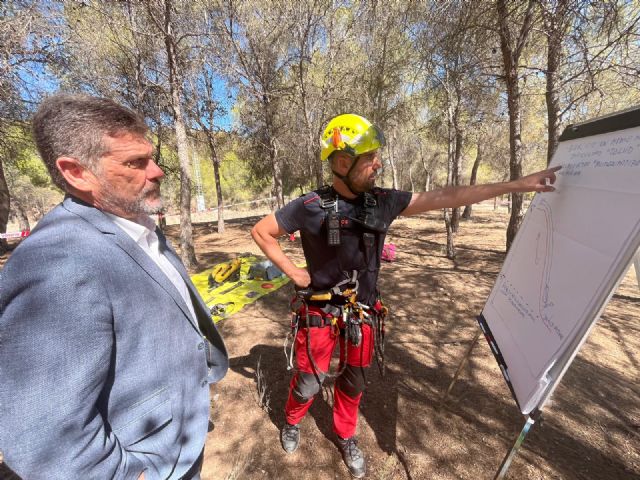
top-left (0, 94), bottom-right (228, 479)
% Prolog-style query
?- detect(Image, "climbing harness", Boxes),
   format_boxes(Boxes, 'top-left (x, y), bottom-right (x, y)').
top-left (351, 192), bottom-right (387, 233)
top-left (285, 271), bottom-right (358, 376)
top-left (284, 270), bottom-right (389, 382)
top-left (368, 297), bottom-right (388, 376)
top-left (283, 186), bottom-right (391, 385)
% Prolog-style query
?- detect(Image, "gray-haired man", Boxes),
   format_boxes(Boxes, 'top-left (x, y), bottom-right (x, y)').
top-left (0, 94), bottom-right (228, 479)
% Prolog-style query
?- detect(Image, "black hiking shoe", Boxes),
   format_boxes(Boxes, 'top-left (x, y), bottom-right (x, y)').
top-left (280, 423), bottom-right (300, 453)
top-left (337, 436), bottom-right (366, 478)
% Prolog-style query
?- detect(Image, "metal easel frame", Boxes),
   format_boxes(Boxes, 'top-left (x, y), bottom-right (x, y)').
top-left (493, 410), bottom-right (541, 480)
top-left (440, 245), bottom-right (639, 480)
top-left (438, 316), bottom-right (539, 480)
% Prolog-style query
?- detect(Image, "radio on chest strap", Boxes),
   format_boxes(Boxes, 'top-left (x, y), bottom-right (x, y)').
top-left (318, 186), bottom-right (341, 246)
top-left (317, 186), bottom-right (388, 249)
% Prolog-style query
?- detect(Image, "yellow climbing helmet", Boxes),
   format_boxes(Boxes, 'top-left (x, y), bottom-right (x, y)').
top-left (320, 114), bottom-right (386, 161)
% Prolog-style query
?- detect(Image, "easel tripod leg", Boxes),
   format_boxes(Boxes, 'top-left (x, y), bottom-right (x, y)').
top-left (493, 416), bottom-right (536, 480)
top-left (438, 329), bottom-right (482, 409)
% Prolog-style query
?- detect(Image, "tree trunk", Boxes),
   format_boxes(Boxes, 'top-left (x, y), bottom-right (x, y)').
top-left (544, 1), bottom-right (566, 166)
top-left (497, 0), bottom-right (535, 251)
top-left (172, 90), bottom-right (197, 269)
top-left (445, 103), bottom-right (456, 257)
top-left (420, 150), bottom-right (435, 192)
top-left (504, 77), bottom-right (524, 250)
top-left (297, 54), bottom-right (323, 189)
top-left (314, 146), bottom-right (323, 187)
top-left (444, 209), bottom-right (455, 260)
top-left (153, 108), bottom-right (163, 167)
top-left (12, 199), bottom-right (30, 231)
top-left (313, 145), bottom-right (323, 188)
top-left (451, 81), bottom-right (463, 233)
top-left (208, 138), bottom-right (225, 234)
top-left (164, 0), bottom-right (197, 268)
top-left (408, 164), bottom-right (414, 191)
top-left (0, 159), bottom-right (10, 252)
top-left (264, 99), bottom-right (284, 209)
top-left (462, 140), bottom-right (483, 219)
top-left (293, 21), bottom-right (323, 190)
top-left (451, 129), bottom-right (462, 233)
top-left (389, 129), bottom-right (398, 189)
top-left (270, 136), bottom-right (284, 209)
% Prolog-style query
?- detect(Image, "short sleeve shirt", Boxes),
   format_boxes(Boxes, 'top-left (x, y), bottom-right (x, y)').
top-left (275, 187), bottom-right (412, 305)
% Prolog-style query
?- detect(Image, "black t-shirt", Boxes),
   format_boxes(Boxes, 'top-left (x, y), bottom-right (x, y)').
top-left (275, 186), bottom-right (412, 305)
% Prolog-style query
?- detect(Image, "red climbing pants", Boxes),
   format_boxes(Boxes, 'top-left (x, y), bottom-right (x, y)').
top-left (284, 320), bottom-right (374, 439)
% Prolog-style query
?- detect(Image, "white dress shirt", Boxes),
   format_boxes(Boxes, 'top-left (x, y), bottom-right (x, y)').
top-left (105, 213), bottom-right (198, 323)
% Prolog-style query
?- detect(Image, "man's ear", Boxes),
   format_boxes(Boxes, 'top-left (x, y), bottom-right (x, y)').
top-left (55, 157), bottom-right (96, 193)
top-left (331, 152), bottom-right (354, 175)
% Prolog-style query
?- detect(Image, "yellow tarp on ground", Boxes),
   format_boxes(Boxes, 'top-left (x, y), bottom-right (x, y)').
top-left (191, 256), bottom-right (291, 323)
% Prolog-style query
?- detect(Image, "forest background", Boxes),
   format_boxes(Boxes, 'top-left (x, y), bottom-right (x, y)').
top-left (1, 0), bottom-right (639, 267)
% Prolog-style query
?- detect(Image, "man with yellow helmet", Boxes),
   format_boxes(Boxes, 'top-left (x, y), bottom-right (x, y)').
top-left (319, 113), bottom-right (387, 195)
top-left (252, 113), bottom-right (560, 478)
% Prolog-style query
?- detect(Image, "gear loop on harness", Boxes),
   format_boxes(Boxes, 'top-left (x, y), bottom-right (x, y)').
top-left (284, 271), bottom-right (388, 385)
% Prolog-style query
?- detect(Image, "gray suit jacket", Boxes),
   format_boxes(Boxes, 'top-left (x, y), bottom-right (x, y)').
top-left (0, 196), bottom-right (228, 479)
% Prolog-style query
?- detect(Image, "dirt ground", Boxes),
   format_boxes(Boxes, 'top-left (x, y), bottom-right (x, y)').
top-left (1, 207), bottom-right (638, 479)
top-left (180, 207), bottom-right (639, 480)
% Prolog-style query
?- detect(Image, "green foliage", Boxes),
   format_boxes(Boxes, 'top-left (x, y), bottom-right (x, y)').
top-left (14, 150), bottom-right (51, 188)
top-left (189, 134), bottom-right (271, 210)
top-left (1, 0), bottom-right (639, 226)
top-left (219, 150), bottom-right (259, 203)
top-left (1, 124), bottom-right (54, 189)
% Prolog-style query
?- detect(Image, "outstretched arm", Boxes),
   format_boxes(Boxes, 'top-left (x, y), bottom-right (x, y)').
top-left (400, 166), bottom-right (561, 216)
top-left (251, 213), bottom-right (311, 287)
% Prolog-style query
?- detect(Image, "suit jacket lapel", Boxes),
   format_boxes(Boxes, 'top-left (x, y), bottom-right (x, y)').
top-left (156, 229), bottom-right (209, 317)
top-left (62, 196), bottom-right (199, 330)
top-left (156, 229), bottom-right (223, 346)
top-left (114, 234), bottom-right (199, 329)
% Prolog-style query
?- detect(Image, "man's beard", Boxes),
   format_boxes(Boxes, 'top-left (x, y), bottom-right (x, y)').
top-left (99, 181), bottom-right (164, 217)
top-left (347, 170), bottom-right (380, 193)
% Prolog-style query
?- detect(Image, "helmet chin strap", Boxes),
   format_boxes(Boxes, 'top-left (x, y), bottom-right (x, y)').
top-left (331, 155), bottom-right (369, 195)
top-left (332, 170), bottom-right (361, 195)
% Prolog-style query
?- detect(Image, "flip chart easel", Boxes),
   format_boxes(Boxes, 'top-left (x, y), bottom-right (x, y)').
top-left (439, 314), bottom-right (541, 480)
top-left (440, 106), bottom-right (640, 479)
